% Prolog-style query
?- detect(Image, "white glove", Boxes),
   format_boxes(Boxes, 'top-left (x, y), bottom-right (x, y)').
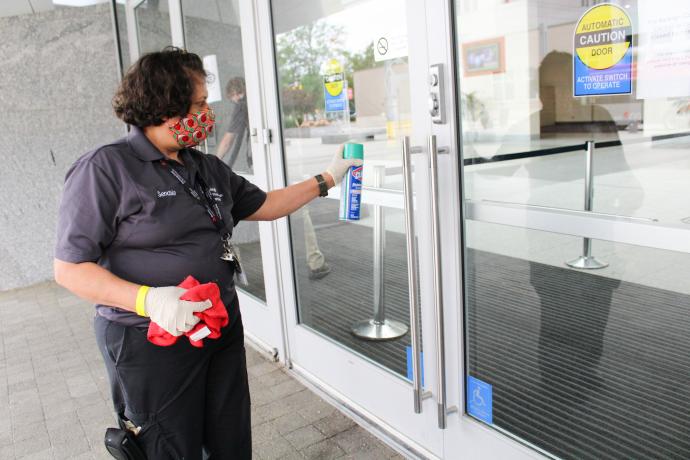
top-left (325, 145), bottom-right (363, 186)
top-left (143, 286), bottom-right (211, 336)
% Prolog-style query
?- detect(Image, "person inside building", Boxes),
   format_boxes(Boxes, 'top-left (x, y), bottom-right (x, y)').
top-left (216, 76), bottom-right (332, 280)
top-left (52, 47), bottom-right (360, 459)
top-left (216, 76), bottom-right (250, 169)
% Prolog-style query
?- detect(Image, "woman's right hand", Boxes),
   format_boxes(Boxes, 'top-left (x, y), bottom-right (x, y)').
top-left (142, 286), bottom-right (212, 336)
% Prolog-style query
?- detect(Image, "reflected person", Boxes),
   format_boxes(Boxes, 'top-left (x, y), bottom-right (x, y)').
top-left (217, 77), bottom-right (251, 169)
top-left (526, 51), bottom-right (642, 395)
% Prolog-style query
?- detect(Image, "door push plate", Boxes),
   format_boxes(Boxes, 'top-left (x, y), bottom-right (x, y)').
top-left (429, 64), bottom-right (445, 124)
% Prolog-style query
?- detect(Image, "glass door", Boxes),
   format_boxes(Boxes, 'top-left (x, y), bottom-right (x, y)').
top-left (448, 0), bottom-right (690, 458)
top-left (122, 0), bottom-right (285, 357)
top-left (254, 0), bottom-right (446, 456)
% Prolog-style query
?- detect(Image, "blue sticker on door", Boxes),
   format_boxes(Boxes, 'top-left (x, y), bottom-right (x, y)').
top-left (467, 376), bottom-right (493, 424)
top-left (405, 346), bottom-right (424, 387)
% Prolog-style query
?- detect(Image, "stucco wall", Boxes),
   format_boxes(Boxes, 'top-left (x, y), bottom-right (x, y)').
top-left (0, 4), bottom-right (122, 291)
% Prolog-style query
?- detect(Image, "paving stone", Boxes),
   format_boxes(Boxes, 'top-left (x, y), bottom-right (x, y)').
top-left (13, 433), bottom-right (50, 458)
top-left (252, 421), bottom-right (282, 444)
top-left (331, 425), bottom-right (380, 453)
top-left (300, 439), bottom-right (345, 460)
top-left (284, 425), bottom-right (325, 450)
top-left (313, 410), bottom-right (356, 438)
top-left (252, 399), bottom-right (296, 426)
top-left (16, 448), bottom-right (54, 460)
top-left (248, 361), bottom-right (277, 378)
top-left (269, 379), bottom-right (306, 399)
top-left (295, 399), bottom-right (337, 424)
top-left (282, 390), bottom-right (315, 409)
top-left (11, 407), bottom-right (44, 427)
top-left (7, 371), bottom-right (35, 387)
top-left (339, 445), bottom-right (400, 460)
top-left (251, 385), bottom-right (281, 406)
top-left (48, 422), bottom-right (87, 445)
top-left (254, 435), bottom-right (294, 460)
top-left (0, 444), bottom-right (14, 460)
top-left (52, 437), bottom-right (91, 460)
top-left (256, 369), bottom-right (293, 387)
top-left (12, 420), bottom-right (48, 443)
top-left (272, 412), bottom-right (312, 436)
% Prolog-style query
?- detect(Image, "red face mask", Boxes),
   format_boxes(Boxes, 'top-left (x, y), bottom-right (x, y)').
top-left (168, 109), bottom-right (216, 148)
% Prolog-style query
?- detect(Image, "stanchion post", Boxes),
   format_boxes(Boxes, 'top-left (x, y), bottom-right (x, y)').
top-left (352, 165), bottom-right (409, 341)
top-left (373, 166), bottom-right (386, 324)
top-left (567, 140), bottom-right (608, 269)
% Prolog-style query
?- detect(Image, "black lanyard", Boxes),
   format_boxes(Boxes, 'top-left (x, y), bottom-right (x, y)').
top-left (161, 160), bottom-right (230, 238)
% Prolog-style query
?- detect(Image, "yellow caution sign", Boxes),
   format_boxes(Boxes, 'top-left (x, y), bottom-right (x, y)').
top-left (573, 3), bottom-right (633, 97)
top-left (575, 4), bottom-right (632, 70)
top-left (323, 59), bottom-right (344, 97)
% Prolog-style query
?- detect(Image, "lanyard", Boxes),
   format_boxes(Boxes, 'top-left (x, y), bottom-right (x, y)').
top-left (161, 160), bottom-right (229, 237)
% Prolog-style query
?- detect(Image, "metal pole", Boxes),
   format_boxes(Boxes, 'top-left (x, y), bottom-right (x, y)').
top-left (567, 141), bottom-right (608, 269)
top-left (373, 165), bottom-right (386, 324)
top-left (401, 137), bottom-right (423, 413)
top-left (428, 135), bottom-right (449, 429)
top-left (352, 165), bottom-right (408, 341)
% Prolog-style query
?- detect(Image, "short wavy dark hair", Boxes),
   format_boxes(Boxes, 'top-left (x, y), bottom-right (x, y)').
top-left (113, 47), bottom-right (206, 128)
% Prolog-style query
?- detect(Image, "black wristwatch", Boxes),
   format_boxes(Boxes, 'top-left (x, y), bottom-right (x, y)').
top-left (315, 174), bottom-right (329, 197)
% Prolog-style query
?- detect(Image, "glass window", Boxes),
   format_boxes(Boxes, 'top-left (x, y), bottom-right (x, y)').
top-left (134, 0), bottom-right (172, 56)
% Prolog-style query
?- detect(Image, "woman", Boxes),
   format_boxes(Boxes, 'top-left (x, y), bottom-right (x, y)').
top-left (53, 47), bottom-right (358, 459)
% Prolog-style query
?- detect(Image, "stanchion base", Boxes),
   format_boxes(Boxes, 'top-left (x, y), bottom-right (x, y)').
top-left (566, 256), bottom-right (608, 269)
top-left (351, 319), bottom-right (408, 341)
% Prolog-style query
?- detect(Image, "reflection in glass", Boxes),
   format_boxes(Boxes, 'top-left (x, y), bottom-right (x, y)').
top-left (134, 0), bottom-right (172, 56)
top-left (181, 0), bottom-right (254, 173)
top-left (181, 0), bottom-right (266, 300)
top-left (272, 0), bottom-right (414, 377)
top-left (458, 1), bottom-right (690, 458)
top-left (232, 221), bottom-right (265, 302)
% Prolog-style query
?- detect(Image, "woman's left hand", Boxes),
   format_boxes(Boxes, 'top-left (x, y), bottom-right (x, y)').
top-left (325, 145), bottom-right (362, 186)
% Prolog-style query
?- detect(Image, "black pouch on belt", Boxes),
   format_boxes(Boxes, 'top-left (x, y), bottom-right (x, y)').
top-left (104, 416), bottom-right (147, 460)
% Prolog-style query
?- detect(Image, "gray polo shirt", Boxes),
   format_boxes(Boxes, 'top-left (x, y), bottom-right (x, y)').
top-left (55, 126), bottom-right (267, 327)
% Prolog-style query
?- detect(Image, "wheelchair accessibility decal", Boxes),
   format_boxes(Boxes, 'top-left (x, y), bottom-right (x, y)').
top-left (467, 376), bottom-right (493, 424)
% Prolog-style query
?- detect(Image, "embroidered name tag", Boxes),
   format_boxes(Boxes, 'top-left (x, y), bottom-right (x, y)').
top-left (157, 190), bottom-right (177, 198)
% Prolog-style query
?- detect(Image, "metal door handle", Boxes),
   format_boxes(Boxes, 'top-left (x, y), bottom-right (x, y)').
top-left (401, 137), bottom-right (423, 414)
top-left (428, 134), bottom-right (448, 429)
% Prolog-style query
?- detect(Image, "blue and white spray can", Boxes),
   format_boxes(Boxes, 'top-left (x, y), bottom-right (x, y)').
top-left (338, 143), bottom-right (364, 221)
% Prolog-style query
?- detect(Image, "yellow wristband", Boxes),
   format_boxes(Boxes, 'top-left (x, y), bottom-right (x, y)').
top-left (136, 286), bottom-right (150, 317)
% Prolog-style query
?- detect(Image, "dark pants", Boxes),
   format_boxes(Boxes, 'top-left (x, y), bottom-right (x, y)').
top-left (94, 314), bottom-right (251, 459)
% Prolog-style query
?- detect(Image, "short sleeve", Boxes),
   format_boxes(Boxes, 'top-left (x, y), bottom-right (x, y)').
top-left (55, 159), bottom-right (121, 263)
top-left (227, 169), bottom-right (267, 224)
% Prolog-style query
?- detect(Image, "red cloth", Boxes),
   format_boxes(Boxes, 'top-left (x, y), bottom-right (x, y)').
top-left (147, 276), bottom-right (229, 348)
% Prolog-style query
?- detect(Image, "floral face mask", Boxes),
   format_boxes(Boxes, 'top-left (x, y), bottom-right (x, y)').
top-left (168, 109), bottom-right (215, 148)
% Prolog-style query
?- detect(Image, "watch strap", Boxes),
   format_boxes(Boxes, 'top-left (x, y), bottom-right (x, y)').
top-left (315, 174), bottom-right (328, 197)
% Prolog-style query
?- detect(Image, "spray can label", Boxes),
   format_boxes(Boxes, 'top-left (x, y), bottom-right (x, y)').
top-left (339, 165), bottom-right (363, 221)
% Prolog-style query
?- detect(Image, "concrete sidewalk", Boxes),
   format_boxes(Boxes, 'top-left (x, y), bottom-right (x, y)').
top-left (0, 282), bottom-right (404, 459)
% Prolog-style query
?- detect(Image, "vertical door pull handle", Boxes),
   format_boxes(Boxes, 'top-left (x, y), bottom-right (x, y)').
top-left (428, 135), bottom-right (448, 429)
top-left (402, 136), bottom-right (423, 414)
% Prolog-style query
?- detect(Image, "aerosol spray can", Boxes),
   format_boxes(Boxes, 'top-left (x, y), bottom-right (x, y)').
top-left (339, 143), bottom-right (364, 221)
